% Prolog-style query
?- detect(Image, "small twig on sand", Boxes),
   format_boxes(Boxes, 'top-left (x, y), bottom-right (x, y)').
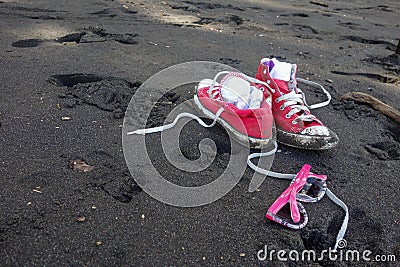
top-left (310, 1), bottom-right (329, 8)
top-left (341, 92), bottom-right (400, 123)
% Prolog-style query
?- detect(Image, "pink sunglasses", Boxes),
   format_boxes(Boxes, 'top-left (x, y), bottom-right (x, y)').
top-left (266, 164), bottom-right (327, 229)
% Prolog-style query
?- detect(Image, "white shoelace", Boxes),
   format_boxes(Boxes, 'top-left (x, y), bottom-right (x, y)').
top-left (127, 108), bottom-right (224, 135)
top-left (127, 74), bottom-right (347, 252)
top-left (276, 78), bottom-right (332, 122)
top-left (276, 90), bottom-right (315, 121)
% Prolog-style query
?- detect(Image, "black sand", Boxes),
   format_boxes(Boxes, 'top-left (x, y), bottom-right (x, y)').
top-left (0, 0), bottom-right (399, 266)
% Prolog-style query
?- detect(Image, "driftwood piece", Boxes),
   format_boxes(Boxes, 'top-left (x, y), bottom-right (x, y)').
top-left (341, 92), bottom-right (400, 123)
top-left (310, 1), bottom-right (329, 7)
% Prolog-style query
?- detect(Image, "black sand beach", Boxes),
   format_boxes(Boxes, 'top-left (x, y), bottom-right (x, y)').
top-left (0, 0), bottom-right (399, 266)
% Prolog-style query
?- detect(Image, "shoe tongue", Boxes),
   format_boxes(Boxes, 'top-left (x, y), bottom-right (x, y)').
top-left (220, 75), bottom-right (251, 109)
top-left (221, 75), bottom-right (251, 92)
top-left (220, 76), bottom-right (251, 99)
top-left (274, 79), bottom-right (291, 94)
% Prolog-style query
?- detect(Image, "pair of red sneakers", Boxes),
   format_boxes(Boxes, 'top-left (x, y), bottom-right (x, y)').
top-left (195, 58), bottom-right (338, 150)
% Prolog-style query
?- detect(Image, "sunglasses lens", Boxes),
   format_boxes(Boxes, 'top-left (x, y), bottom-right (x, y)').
top-left (297, 177), bottom-right (327, 202)
top-left (266, 203), bottom-right (308, 229)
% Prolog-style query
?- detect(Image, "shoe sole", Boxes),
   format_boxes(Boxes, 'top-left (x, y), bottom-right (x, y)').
top-left (276, 128), bottom-right (339, 150)
top-left (193, 95), bottom-right (272, 149)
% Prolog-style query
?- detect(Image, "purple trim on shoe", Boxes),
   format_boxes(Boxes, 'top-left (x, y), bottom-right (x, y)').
top-left (263, 59), bottom-right (275, 72)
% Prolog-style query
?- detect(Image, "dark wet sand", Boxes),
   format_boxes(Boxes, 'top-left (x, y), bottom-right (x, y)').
top-left (0, 0), bottom-right (399, 266)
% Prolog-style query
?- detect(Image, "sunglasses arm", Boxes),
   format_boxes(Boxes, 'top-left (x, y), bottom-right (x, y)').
top-left (290, 189), bottom-right (301, 223)
top-left (290, 164), bottom-right (311, 223)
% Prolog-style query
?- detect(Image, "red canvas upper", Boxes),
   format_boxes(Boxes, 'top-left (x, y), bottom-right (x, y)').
top-left (256, 62), bottom-right (324, 134)
top-left (197, 85), bottom-right (273, 140)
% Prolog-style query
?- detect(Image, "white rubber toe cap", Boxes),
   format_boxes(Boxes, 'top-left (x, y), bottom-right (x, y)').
top-left (300, 126), bottom-right (330, 136)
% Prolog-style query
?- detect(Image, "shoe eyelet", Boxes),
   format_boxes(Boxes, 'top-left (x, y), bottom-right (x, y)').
top-left (279, 105), bottom-right (284, 110)
top-left (275, 98), bottom-right (279, 103)
top-left (267, 80), bottom-right (271, 84)
top-left (285, 114), bottom-right (291, 119)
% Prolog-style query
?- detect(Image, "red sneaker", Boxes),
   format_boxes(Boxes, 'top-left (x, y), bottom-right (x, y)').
top-left (255, 58), bottom-right (338, 150)
top-left (194, 71), bottom-right (274, 149)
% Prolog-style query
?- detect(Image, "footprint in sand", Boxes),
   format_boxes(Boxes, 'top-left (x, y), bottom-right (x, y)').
top-left (12, 27), bottom-right (139, 48)
top-left (82, 150), bottom-right (143, 204)
top-left (49, 73), bottom-right (141, 119)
